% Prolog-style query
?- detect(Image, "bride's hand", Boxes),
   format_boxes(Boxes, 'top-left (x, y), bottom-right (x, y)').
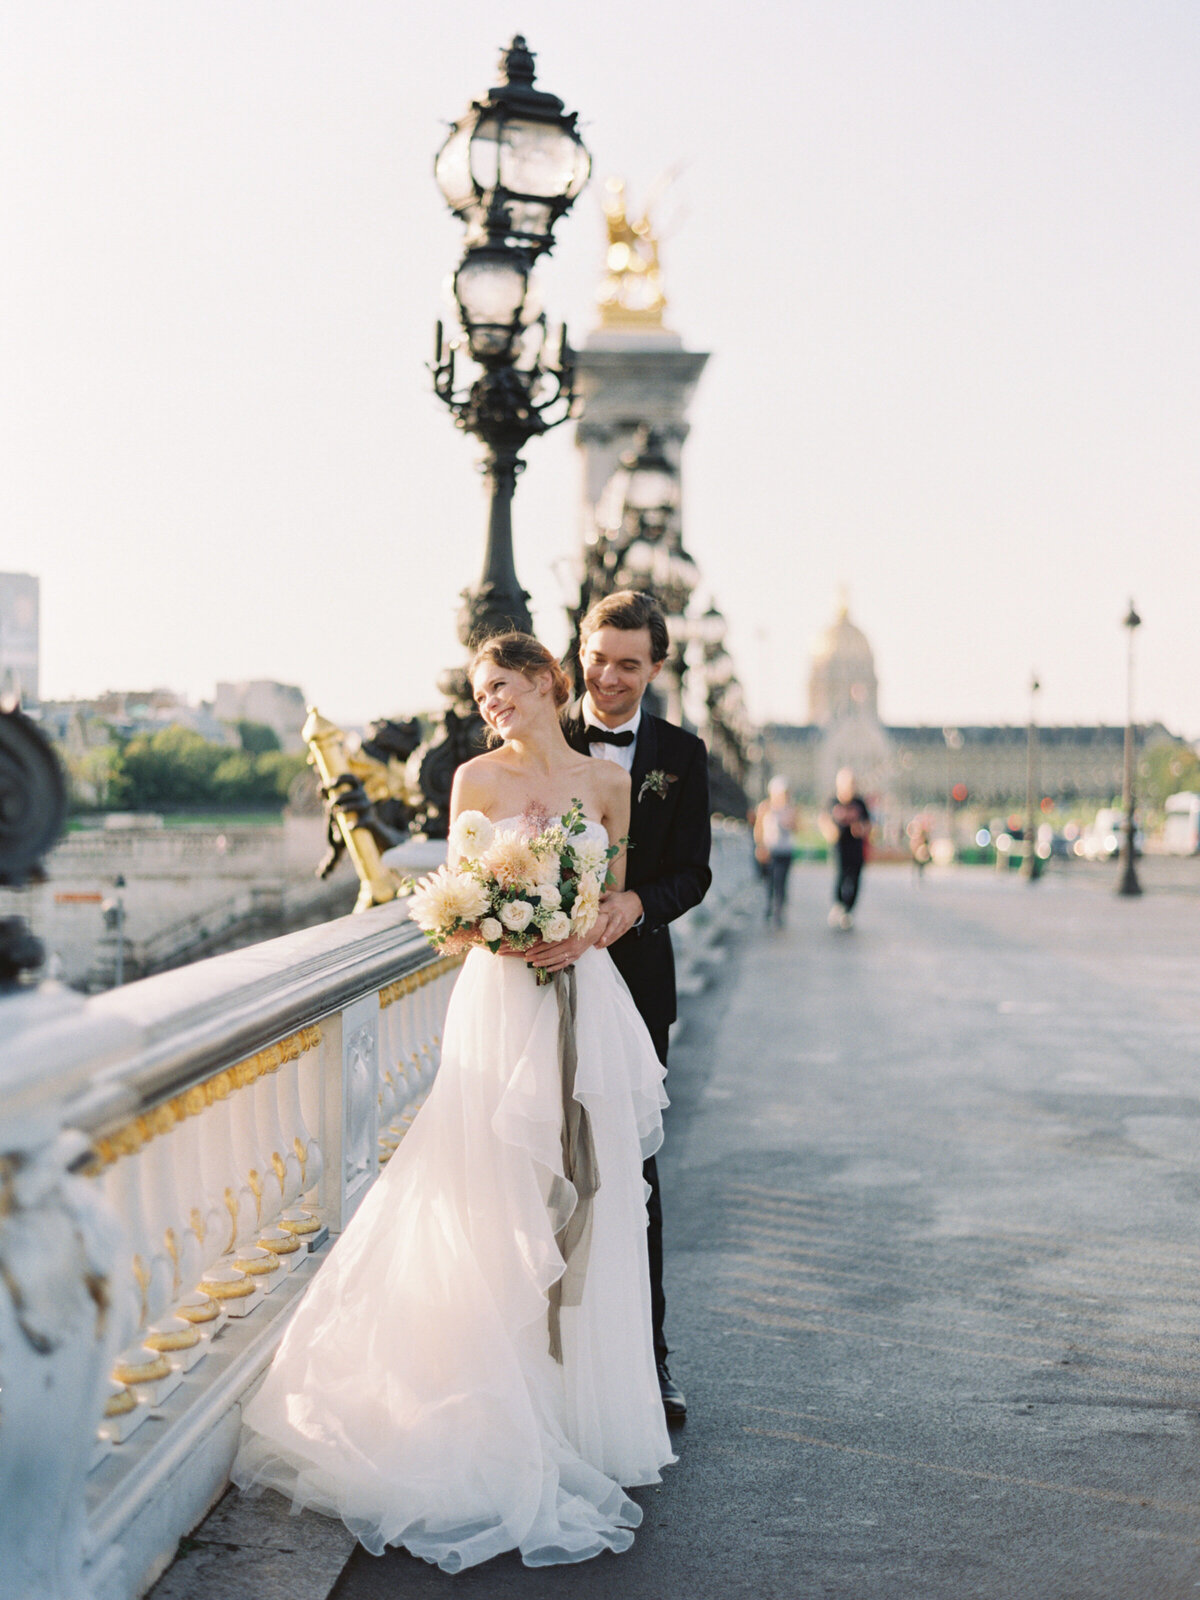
top-left (523, 910), bottom-right (613, 971)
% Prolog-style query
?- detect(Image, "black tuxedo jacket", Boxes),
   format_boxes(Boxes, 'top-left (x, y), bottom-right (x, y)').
top-left (563, 703), bottom-right (712, 1036)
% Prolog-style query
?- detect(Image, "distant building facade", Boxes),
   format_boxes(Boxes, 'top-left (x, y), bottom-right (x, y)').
top-left (765, 603), bottom-right (1187, 829)
top-left (0, 571), bottom-right (40, 703)
top-left (213, 680), bottom-right (307, 752)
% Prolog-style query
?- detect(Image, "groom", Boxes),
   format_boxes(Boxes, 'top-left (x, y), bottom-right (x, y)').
top-left (531, 589), bottom-right (712, 1422)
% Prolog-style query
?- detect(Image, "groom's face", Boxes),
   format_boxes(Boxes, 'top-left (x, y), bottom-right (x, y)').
top-left (581, 625), bottom-right (663, 727)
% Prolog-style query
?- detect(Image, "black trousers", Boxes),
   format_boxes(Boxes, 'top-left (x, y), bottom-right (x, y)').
top-left (645, 1022), bottom-right (671, 1366)
top-left (836, 847), bottom-right (865, 912)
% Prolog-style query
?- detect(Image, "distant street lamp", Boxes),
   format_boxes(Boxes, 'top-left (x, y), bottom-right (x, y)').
top-left (432, 35), bottom-right (590, 646)
top-left (942, 726), bottom-right (963, 851)
top-left (1021, 675), bottom-right (1041, 882)
top-left (1117, 599), bottom-right (1142, 897)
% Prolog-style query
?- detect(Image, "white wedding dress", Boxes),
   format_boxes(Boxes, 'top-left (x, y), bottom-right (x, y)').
top-left (232, 818), bottom-right (674, 1572)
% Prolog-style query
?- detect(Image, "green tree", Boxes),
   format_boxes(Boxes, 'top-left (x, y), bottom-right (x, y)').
top-left (114, 725), bottom-right (224, 808)
top-left (235, 720), bottom-right (282, 755)
top-left (1139, 741), bottom-right (1200, 814)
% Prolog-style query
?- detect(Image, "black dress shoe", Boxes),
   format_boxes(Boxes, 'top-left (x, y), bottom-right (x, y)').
top-left (657, 1362), bottom-right (687, 1423)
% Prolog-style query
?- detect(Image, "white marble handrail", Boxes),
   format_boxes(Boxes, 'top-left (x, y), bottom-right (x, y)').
top-left (0, 823), bottom-right (753, 1600)
top-left (0, 901), bottom-right (459, 1600)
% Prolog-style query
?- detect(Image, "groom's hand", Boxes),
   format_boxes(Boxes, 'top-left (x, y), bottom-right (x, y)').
top-left (595, 890), bottom-right (643, 947)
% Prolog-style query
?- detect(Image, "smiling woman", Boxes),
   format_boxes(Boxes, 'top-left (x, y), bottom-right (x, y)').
top-left (469, 632), bottom-right (572, 747)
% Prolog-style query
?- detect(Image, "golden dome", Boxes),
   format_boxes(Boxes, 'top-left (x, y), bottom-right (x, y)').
top-left (811, 605), bottom-right (874, 667)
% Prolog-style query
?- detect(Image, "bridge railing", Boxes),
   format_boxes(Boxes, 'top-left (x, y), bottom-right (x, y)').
top-left (0, 822), bottom-right (751, 1600)
top-left (1, 901), bottom-right (458, 1600)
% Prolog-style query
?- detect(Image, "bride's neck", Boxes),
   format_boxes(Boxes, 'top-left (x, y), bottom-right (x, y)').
top-left (505, 720), bottom-right (568, 772)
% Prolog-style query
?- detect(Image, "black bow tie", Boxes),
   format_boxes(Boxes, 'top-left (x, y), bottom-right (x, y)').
top-left (586, 726), bottom-right (635, 747)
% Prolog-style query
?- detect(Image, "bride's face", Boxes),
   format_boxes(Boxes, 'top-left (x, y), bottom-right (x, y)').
top-left (471, 662), bottom-right (550, 741)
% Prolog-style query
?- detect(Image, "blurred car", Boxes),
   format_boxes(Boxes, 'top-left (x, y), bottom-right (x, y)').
top-left (1076, 808), bottom-right (1142, 860)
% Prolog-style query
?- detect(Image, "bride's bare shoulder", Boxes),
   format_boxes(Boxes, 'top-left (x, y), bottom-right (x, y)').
top-left (590, 757), bottom-right (631, 809)
top-left (450, 751), bottom-right (507, 813)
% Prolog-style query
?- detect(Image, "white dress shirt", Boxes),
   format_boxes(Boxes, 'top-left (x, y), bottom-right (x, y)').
top-left (582, 699), bottom-right (641, 774)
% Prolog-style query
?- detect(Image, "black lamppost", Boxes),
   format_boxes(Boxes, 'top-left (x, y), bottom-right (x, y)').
top-left (572, 426), bottom-right (695, 700)
top-left (1117, 599), bottom-right (1142, 897)
top-left (432, 36), bottom-right (590, 647)
top-left (942, 726), bottom-right (962, 854)
top-left (1021, 674), bottom-right (1041, 881)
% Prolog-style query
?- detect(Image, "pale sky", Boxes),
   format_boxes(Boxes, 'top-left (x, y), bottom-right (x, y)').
top-left (4, 1), bottom-right (1198, 735)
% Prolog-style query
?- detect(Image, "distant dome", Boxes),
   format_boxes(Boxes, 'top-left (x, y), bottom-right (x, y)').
top-left (811, 606), bottom-right (874, 667)
top-left (808, 602), bottom-right (879, 726)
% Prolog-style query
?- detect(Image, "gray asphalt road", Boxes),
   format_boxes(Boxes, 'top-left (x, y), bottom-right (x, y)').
top-left (172, 860), bottom-right (1200, 1600)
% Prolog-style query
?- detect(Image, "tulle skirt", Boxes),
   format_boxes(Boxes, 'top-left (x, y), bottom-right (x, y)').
top-left (232, 944), bottom-right (674, 1571)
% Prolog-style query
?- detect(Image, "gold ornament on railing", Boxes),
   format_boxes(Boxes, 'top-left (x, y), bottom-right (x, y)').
top-left (303, 706), bottom-right (404, 911)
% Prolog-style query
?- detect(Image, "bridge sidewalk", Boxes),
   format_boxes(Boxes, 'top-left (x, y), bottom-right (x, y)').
top-left (157, 861), bottom-right (1200, 1600)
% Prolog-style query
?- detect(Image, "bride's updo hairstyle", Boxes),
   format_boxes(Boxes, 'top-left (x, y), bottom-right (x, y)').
top-left (470, 632), bottom-right (571, 742)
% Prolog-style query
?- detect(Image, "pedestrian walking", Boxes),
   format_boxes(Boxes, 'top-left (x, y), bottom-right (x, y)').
top-left (908, 818), bottom-right (932, 883)
top-left (754, 776), bottom-right (799, 927)
top-left (820, 768), bottom-right (871, 929)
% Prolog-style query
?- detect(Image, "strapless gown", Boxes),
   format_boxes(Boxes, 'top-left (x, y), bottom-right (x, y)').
top-left (231, 818), bottom-right (674, 1571)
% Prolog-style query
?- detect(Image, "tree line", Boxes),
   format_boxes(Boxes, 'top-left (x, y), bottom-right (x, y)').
top-left (63, 721), bottom-right (310, 813)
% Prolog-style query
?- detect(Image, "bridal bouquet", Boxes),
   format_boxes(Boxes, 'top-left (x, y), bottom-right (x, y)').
top-left (406, 801), bottom-right (620, 984)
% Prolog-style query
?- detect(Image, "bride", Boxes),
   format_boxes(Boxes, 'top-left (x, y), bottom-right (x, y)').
top-left (232, 632), bottom-right (675, 1571)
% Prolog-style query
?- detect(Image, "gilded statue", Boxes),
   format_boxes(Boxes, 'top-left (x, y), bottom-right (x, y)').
top-left (596, 177), bottom-right (669, 327)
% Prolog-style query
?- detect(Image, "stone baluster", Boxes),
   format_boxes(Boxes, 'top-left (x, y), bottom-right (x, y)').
top-left (224, 1060), bottom-right (285, 1294)
top-left (98, 1124), bottom-right (184, 1407)
top-left (195, 1079), bottom-right (264, 1316)
top-left (275, 1038), bottom-right (324, 1244)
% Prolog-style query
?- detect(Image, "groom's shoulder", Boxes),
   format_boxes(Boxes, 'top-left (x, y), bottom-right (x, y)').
top-left (644, 711), bottom-right (707, 764)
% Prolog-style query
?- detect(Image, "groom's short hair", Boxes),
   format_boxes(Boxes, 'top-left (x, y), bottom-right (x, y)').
top-left (579, 590), bottom-right (669, 664)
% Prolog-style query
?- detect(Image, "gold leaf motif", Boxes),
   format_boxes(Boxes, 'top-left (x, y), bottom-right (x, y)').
top-left (164, 1227), bottom-right (181, 1295)
top-left (224, 1187), bottom-right (239, 1252)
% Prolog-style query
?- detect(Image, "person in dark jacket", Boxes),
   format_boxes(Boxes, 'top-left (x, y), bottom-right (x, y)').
top-left (524, 589), bottom-right (711, 1422)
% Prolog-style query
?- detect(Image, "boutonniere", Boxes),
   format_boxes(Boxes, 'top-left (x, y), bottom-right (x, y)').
top-left (638, 769), bottom-right (677, 803)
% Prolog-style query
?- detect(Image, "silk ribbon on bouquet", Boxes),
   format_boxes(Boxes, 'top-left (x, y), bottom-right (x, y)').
top-left (546, 967), bottom-right (600, 1363)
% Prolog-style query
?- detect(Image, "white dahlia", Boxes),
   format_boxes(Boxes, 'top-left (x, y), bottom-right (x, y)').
top-left (481, 832), bottom-right (539, 891)
top-left (572, 837), bottom-right (609, 878)
top-left (408, 866), bottom-right (489, 935)
top-left (448, 809), bottom-right (495, 861)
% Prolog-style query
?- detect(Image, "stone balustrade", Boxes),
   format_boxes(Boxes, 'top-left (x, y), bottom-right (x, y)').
top-left (0, 821), bottom-right (752, 1600)
top-left (0, 902), bottom-right (457, 1600)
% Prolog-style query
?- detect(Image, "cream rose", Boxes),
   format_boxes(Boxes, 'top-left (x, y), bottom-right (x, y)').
top-left (448, 809), bottom-right (495, 861)
top-left (542, 910), bottom-right (572, 943)
top-left (500, 899), bottom-right (535, 932)
top-left (536, 882), bottom-right (562, 910)
top-left (570, 872), bottom-right (601, 934)
top-left (480, 916), bottom-right (503, 943)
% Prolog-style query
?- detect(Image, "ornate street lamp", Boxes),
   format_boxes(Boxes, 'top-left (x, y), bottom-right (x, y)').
top-left (1021, 674), bottom-right (1041, 881)
top-left (572, 426), bottom-right (688, 693)
top-left (433, 36), bottom-right (590, 647)
top-left (1117, 599), bottom-right (1142, 897)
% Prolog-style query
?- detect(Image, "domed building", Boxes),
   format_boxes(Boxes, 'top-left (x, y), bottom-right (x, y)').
top-left (808, 604), bottom-right (879, 725)
top-left (804, 602), bottom-right (892, 807)
top-left (763, 600), bottom-right (1187, 842)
